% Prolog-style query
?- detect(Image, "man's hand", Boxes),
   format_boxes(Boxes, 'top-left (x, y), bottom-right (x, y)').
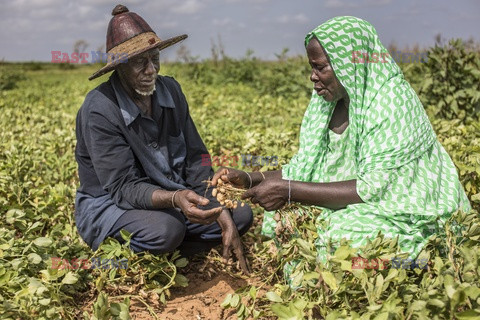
top-left (211, 167), bottom-right (250, 189)
top-left (217, 209), bottom-right (251, 274)
top-left (174, 190), bottom-right (222, 224)
top-left (242, 179), bottom-right (288, 211)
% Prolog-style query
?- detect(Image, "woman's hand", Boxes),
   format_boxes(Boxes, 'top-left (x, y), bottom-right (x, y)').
top-left (174, 190), bottom-right (222, 224)
top-left (211, 167), bottom-right (251, 189)
top-left (242, 179), bottom-right (289, 211)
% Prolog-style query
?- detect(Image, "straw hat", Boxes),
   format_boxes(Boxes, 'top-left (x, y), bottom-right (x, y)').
top-left (89, 4), bottom-right (187, 80)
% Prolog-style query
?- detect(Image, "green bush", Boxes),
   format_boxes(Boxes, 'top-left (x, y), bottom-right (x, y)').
top-left (0, 69), bottom-right (25, 90)
top-left (418, 39), bottom-right (480, 121)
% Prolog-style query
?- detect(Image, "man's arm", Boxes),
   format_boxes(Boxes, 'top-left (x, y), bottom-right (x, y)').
top-left (82, 108), bottom-right (159, 210)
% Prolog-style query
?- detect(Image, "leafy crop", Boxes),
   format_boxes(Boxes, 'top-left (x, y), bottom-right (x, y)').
top-left (406, 39), bottom-right (480, 121)
top-left (0, 38), bottom-right (479, 319)
top-left (0, 67), bottom-right (187, 319)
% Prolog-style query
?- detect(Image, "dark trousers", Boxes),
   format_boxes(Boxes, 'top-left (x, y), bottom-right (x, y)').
top-left (106, 205), bottom-right (253, 256)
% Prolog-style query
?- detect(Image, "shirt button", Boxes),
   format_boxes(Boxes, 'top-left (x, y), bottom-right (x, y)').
top-left (151, 142), bottom-right (158, 149)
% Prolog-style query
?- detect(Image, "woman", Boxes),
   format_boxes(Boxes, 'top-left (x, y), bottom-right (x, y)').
top-left (212, 16), bottom-right (470, 262)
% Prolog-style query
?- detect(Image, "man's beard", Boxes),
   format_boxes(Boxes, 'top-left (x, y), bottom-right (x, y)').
top-left (135, 84), bottom-right (156, 96)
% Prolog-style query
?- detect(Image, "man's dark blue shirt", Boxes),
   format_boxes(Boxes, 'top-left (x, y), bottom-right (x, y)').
top-left (75, 71), bottom-right (215, 250)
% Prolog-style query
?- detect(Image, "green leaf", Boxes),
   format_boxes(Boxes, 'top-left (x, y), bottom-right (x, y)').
top-left (174, 274), bottom-right (188, 287)
top-left (221, 293), bottom-right (232, 308)
top-left (230, 294), bottom-right (240, 308)
top-left (444, 274), bottom-right (456, 299)
top-left (27, 252), bottom-right (42, 264)
top-left (455, 309), bottom-right (480, 320)
top-left (334, 245), bottom-right (353, 260)
top-left (6, 209), bottom-right (25, 224)
top-left (266, 291), bottom-right (283, 303)
top-left (373, 312), bottom-right (389, 320)
top-left (303, 271), bottom-right (319, 281)
top-left (427, 299), bottom-right (445, 308)
top-left (174, 257), bottom-right (188, 268)
top-left (119, 229), bottom-right (132, 242)
top-left (410, 300), bottom-right (427, 311)
top-left (464, 286), bottom-right (480, 300)
top-left (321, 271), bottom-right (338, 291)
top-left (236, 303), bottom-right (246, 318)
top-left (33, 237), bottom-right (53, 247)
top-left (249, 286), bottom-right (257, 300)
top-left (471, 193), bottom-right (480, 202)
top-left (62, 272), bottom-right (78, 284)
top-left (291, 271), bottom-right (304, 287)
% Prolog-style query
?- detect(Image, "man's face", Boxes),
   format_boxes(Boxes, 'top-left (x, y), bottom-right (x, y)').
top-left (117, 48), bottom-right (160, 96)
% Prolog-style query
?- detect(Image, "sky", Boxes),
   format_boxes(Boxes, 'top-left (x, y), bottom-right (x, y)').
top-left (1, 0), bottom-right (479, 62)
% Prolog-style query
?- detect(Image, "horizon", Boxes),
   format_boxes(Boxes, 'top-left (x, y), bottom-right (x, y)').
top-left (1, 0), bottom-right (479, 62)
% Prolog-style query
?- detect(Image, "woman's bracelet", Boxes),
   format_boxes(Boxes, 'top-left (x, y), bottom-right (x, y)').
top-left (288, 179), bottom-right (291, 205)
top-left (244, 171), bottom-right (253, 189)
top-left (171, 190), bottom-right (181, 208)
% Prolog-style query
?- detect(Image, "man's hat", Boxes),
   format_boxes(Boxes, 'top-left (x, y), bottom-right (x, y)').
top-left (89, 4), bottom-right (187, 80)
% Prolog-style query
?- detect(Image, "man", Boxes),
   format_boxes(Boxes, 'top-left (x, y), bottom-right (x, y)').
top-left (75, 4), bottom-right (252, 272)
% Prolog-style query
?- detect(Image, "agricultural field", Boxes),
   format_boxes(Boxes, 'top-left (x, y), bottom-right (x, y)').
top-left (0, 39), bottom-right (479, 319)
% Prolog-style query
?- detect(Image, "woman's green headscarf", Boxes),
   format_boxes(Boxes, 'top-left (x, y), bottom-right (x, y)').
top-left (273, 16), bottom-right (470, 261)
top-left (283, 16), bottom-right (436, 199)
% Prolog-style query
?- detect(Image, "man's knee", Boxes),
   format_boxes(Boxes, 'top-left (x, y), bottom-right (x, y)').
top-left (139, 218), bottom-right (186, 255)
top-left (112, 209), bottom-right (187, 255)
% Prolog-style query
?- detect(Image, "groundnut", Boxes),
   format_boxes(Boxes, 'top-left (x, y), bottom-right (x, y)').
top-left (274, 212), bottom-right (281, 222)
top-left (212, 188), bottom-right (218, 197)
top-left (275, 221), bottom-right (284, 236)
top-left (240, 202), bottom-right (245, 207)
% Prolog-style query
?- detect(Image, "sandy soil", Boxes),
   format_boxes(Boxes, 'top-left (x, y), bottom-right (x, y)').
top-left (125, 253), bottom-right (259, 320)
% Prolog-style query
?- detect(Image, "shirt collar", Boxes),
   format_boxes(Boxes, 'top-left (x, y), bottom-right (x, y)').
top-left (110, 71), bottom-right (175, 126)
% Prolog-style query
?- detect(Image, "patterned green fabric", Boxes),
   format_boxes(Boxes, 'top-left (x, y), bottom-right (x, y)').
top-left (262, 16), bottom-right (471, 262)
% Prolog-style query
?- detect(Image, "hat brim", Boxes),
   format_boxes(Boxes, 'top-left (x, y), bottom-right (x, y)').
top-left (88, 34), bottom-right (188, 81)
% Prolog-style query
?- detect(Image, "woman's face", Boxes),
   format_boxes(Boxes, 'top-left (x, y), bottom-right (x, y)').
top-left (306, 37), bottom-right (347, 102)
